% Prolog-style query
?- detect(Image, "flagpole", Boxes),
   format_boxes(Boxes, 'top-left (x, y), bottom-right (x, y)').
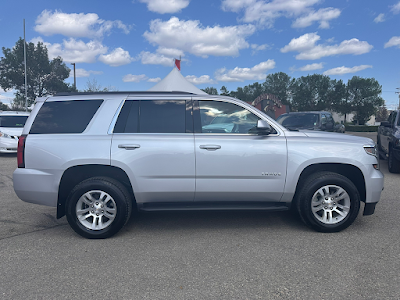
top-left (23, 19), bottom-right (28, 111)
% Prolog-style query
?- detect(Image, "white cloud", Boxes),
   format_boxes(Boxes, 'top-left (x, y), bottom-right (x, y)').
top-left (123, 74), bottom-right (148, 82)
top-left (251, 43), bottom-right (269, 51)
top-left (215, 60), bottom-right (275, 82)
top-left (139, 0), bottom-right (189, 14)
top-left (185, 75), bottom-right (215, 85)
top-left (280, 32), bottom-right (321, 53)
top-left (221, 0), bottom-right (339, 28)
top-left (374, 13), bottom-right (385, 23)
top-left (292, 8), bottom-right (341, 29)
top-left (34, 10), bottom-right (131, 38)
top-left (391, 1), bottom-right (400, 14)
top-left (156, 47), bottom-right (184, 58)
top-left (139, 51), bottom-right (175, 66)
top-left (298, 63), bottom-right (324, 71)
top-left (281, 33), bottom-right (373, 60)
top-left (32, 37), bottom-right (108, 63)
top-left (98, 48), bottom-right (134, 66)
top-left (148, 77), bottom-right (161, 83)
top-left (70, 68), bottom-right (103, 78)
top-left (384, 36), bottom-right (400, 48)
top-left (143, 17), bottom-right (255, 57)
top-left (323, 65), bottom-right (372, 75)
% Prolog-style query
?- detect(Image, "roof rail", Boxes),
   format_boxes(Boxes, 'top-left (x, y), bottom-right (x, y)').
top-left (54, 91), bottom-right (196, 96)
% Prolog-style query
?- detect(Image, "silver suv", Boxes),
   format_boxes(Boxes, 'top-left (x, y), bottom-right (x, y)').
top-left (13, 92), bottom-right (384, 238)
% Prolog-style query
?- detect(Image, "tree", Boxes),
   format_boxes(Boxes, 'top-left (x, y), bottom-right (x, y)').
top-left (263, 72), bottom-right (293, 105)
top-left (291, 74), bottom-right (332, 111)
top-left (201, 87), bottom-right (218, 95)
top-left (220, 86), bottom-right (230, 96)
top-left (0, 38), bottom-right (71, 107)
top-left (0, 101), bottom-right (9, 111)
top-left (346, 76), bottom-right (384, 125)
top-left (375, 103), bottom-right (389, 122)
top-left (327, 79), bottom-right (350, 122)
top-left (83, 78), bottom-right (116, 92)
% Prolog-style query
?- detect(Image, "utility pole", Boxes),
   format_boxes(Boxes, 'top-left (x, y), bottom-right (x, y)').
top-left (71, 63), bottom-right (76, 90)
top-left (396, 88), bottom-right (400, 110)
top-left (23, 19), bottom-right (28, 111)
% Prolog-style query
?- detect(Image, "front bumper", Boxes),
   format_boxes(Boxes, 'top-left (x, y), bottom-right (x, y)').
top-left (363, 166), bottom-right (384, 215)
top-left (0, 137), bottom-right (18, 153)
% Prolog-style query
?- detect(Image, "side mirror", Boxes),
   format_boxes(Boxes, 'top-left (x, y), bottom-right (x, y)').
top-left (256, 120), bottom-right (272, 135)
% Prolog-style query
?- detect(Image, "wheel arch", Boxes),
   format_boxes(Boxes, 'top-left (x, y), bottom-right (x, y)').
top-left (292, 163), bottom-right (366, 207)
top-left (57, 164), bottom-right (136, 219)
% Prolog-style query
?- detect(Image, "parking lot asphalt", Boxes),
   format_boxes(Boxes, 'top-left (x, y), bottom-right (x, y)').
top-left (0, 131), bottom-right (399, 299)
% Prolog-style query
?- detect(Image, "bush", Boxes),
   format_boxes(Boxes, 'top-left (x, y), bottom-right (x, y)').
top-left (345, 125), bottom-right (378, 132)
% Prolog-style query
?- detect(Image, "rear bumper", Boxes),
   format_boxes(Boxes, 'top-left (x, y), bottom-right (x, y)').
top-left (13, 168), bottom-right (59, 207)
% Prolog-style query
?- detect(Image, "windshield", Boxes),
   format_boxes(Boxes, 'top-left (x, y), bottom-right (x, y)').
top-left (0, 116), bottom-right (29, 128)
top-left (276, 113), bottom-right (319, 129)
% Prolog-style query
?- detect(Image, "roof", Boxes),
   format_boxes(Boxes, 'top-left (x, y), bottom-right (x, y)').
top-left (148, 68), bottom-right (207, 95)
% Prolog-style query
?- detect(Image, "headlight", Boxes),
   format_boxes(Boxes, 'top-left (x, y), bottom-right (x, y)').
top-left (364, 145), bottom-right (379, 170)
top-left (364, 145), bottom-right (378, 157)
top-left (0, 131), bottom-right (11, 138)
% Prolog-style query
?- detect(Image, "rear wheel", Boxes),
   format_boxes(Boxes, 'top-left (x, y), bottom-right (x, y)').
top-left (296, 172), bottom-right (360, 232)
top-left (388, 147), bottom-right (400, 173)
top-left (66, 177), bottom-right (132, 239)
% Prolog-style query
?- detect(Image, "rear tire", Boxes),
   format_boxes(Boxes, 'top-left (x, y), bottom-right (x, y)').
top-left (296, 172), bottom-right (360, 232)
top-left (66, 177), bottom-right (132, 239)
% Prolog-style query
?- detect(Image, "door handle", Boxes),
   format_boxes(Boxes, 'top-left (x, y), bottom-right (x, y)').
top-left (199, 145), bottom-right (221, 151)
top-left (118, 144), bottom-right (140, 150)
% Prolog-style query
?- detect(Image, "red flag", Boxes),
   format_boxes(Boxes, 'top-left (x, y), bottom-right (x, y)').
top-left (175, 59), bottom-right (181, 71)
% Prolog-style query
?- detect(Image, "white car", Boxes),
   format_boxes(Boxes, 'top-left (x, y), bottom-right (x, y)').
top-left (0, 111), bottom-right (30, 153)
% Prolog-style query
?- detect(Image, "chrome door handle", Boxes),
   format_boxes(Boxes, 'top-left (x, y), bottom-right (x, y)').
top-left (118, 144), bottom-right (140, 150)
top-left (199, 145), bottom-right (221, 151)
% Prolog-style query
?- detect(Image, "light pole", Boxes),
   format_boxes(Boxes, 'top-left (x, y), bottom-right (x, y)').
top-left (71, 63), bottom-right (76, 91)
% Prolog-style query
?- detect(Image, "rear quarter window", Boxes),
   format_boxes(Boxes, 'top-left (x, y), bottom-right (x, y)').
top-left (29, 100), bottom-right (103, 134)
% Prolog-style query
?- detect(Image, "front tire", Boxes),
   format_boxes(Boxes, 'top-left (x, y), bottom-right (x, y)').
top-left (66, 177), bottom-right (132, 239)
top-left (296, 172), bottom-right (360, 232)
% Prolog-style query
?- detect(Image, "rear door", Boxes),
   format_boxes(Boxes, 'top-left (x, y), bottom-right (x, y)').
top-left (193, 98), bottom-right (287, 203)
top-left (110, 98), bottom-right (195, 204)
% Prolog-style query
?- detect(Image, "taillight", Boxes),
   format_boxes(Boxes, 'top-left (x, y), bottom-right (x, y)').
top-left (17, 135), bottom-right (27, 168)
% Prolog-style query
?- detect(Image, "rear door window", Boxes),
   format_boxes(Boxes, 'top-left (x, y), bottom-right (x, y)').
top-left (30, 100), bottom-right (103, 134)
top-left (114, 100), bottom-right (188, 134)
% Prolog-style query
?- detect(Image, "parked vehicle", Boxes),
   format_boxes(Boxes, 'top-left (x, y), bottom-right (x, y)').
top-left (0, 111), bottom-right (30, 153)
top-left (377, 110), bottom-right (400, 173)
top-left (276, 111), bottom-right (345, 133)
top-left (13, 92), bottom-right (383, 238)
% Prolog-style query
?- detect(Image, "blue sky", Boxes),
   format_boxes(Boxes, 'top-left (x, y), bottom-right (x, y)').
top-left (1, 0), bottom-right (400, 109)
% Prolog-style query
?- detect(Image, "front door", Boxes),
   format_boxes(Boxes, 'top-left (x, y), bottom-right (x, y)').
top-left (193, 99), bottom-right (287, 203)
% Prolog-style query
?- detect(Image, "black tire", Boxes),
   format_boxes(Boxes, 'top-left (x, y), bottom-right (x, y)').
top-left (388, 147), bottom-right (400, 173)
top-left (296, 172), bottom-right (360, 233)
top-left (66, 177), bottom-right (132, 239)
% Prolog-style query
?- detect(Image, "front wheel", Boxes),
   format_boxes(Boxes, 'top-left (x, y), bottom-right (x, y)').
top-left (66, 177), bottom-right (132, 239)
top-left (296, 172), bottom-right (360, 232)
